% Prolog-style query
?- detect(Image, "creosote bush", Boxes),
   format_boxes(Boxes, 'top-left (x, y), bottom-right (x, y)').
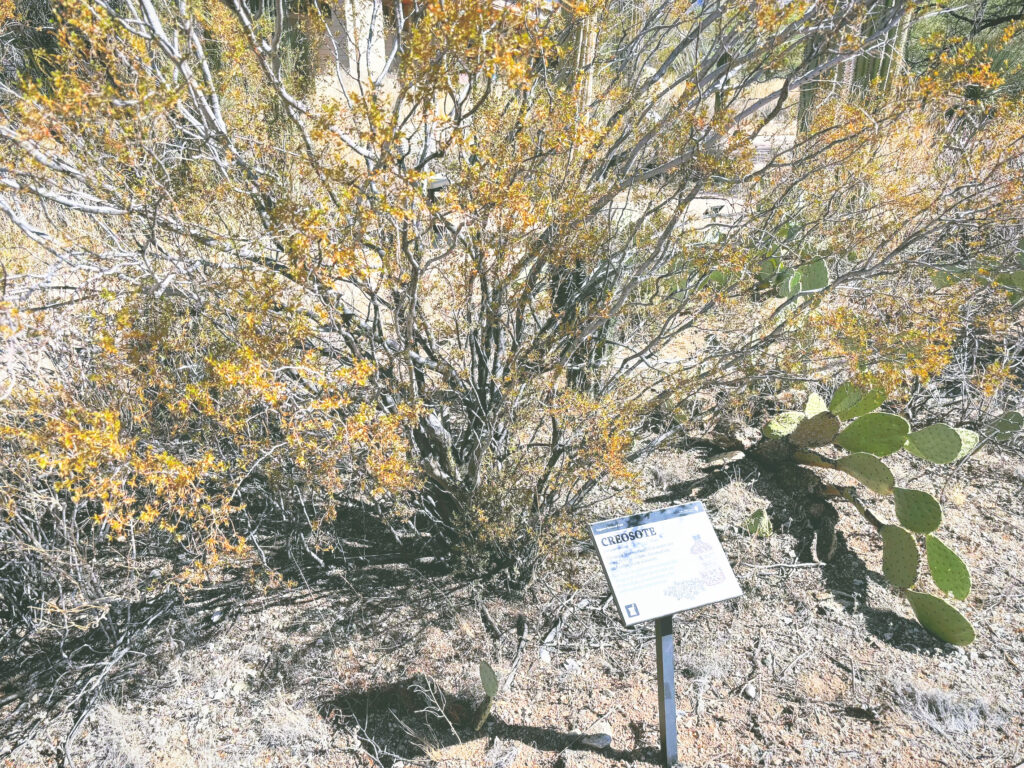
top-left (0, 0), bottom-right (1021, 653)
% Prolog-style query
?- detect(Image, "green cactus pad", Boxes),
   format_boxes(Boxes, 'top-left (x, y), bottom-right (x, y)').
top-left (881, 525), bottom-right (919, 588)
top-left (905, 424), bottom-right (962, 464)
top-left (906, 591), bottom-right (975, 646)
top-left (925, 535), bottom-right (971, 600)
top-left (480, 661), bottom-right (499, 698)
top-left (835, 412), bottom-right (910, 456)
top-left (988, 410), bottom-right (1023, 442)
top-left (836, 452), bottom-right (895, 495)
top-left (765, 411), bottom-right (805, 438)
top-left (777, 267), bottom-right (801, 298)
top-left (842, 389), bottom-right (887, 420)
top-left (892, 487), bottom-right (942, 533)
top-left (804, 393), bottom-right (828, 417)
top-left (743, 509), bottom-right (773, 538)
top-left (790, 411), bottom-right (841, 448)
top-left (828, 383), bottom-right (885, 420)
top-left (798, 259), bottom-right (829, 292)
top-left (953, 428), bottom-right (979, 461)
top-left (829, 383), bottom-right (864, 418)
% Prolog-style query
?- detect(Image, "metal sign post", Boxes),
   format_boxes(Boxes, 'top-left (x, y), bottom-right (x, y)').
top-left (655, 615), bottom-right (677, 768)
top-left (589, 502), bottom-right (741, 768)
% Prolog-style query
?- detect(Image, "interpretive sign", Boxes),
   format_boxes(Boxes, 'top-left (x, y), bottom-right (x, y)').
top-left (589, 501), bottom-right (742, 768)
top-left (590, 501), bottom-right (741, 626)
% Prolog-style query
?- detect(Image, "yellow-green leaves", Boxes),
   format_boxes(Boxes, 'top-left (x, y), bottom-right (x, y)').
top-left (743, 509), bottom-right (773, 538)
top-left (765, 411), bottom-right (805, 438)
top-left (804, 393), bottom-right (828, 417)
top-left (953, 428), bottom-right (979, 460)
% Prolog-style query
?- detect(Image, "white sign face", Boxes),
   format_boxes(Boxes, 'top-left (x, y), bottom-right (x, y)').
top-left (590, 502), bottom-right (741, 626)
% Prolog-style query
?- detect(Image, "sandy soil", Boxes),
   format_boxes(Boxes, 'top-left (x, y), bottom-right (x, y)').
top-left (4, 444), bottom-right (1023, 768)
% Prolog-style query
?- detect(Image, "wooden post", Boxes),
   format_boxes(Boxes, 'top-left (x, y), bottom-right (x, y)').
top-left (655, 615), bottom-right (677, 768)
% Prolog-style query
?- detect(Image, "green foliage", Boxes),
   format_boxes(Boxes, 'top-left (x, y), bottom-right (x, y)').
top-left (836, 453), bottom-right (895, 495)
top-left (762, 382), bottom-right (981, 644)
top-left (906, 591), bottom-right (975, 647)
top-left (804, 393), bottom-right (828, 417)
top-left (479, 661), bottom-right (499, 698)
top-left (835, 413), bottom-right (911, 456)
top-left (953, 428), bottom-right (980, 460)
top-left (905, 424), bottom-right (962, 464)
top-left (987, 411), bottom-right (1024, 442)
top-left (893, 488), bottom-right (942, 533)
top-left (829, 383), bottom-right (885, 420)
top-left (765, 411), bottom-right (806, 438)
top-left (881, 525), bottom-right (919, 589)
top-left (743, 509), bottom-right (773, 538)
top-left (925, 535), bottom-right (971, 599)
top-left (474, 660), bottom-right (500, 730)
top-left (789, 411), bottom-right (841, 448)
top-left (771, 258), bottom-right (831, 297)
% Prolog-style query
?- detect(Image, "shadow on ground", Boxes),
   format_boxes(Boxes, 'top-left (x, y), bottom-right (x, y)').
top-left (645, 450), bottom-right (952, 656)
top-left (321, 676), bottom-right (659, 767)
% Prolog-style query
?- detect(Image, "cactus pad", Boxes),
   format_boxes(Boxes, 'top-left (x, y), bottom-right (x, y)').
top-left (988, 410), bottom-right (1023, 442)
top-left (905, 424), bottom-right (962, 464)
top-left (479, 661), bottom-right (499, 698)
top-left (743, 509), bottom-right (773, 538)
top-left (953, 428), bottom-right (979, 460)
top-left (829, 383), bottom-right (885, 420)
top-left (906, 591), bottom-right (975, 646)
top-left (836, 452), bottom-right (895, 495)
top-left (835, 412), bottom-right (910, 456)
top-left (798, 259), bottom-right (829, 292)
top-left (777, 268), bottom-right (801, 298)
top-left (790, 411), bottom-right (841, 447)
top-left (881, 525), bottom-right (919, 588)
top-left (925, 535), bottom-right (971, 600)
top-left (892, 487), bottom-right (942, 533)
top-left (765, 411), bottom-right (805, 438)
top-left (804, 393), bottom-right (828, 417)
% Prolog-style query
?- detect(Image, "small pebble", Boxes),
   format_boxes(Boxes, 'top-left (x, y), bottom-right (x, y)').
top-left (581, 733), bottom-right (612, 749)
top-left (742, 683), bottom-right (758, 700)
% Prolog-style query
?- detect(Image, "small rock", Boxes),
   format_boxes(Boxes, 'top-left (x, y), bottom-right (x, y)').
top-left (580, 732), bottom-right (612, 749)
top-left (705, 450), bottom-right (745, 469)
top-left (210, 607), bottom-right (225, 624)
top-left (539, 647), bottom-right (551, 664)
top-left (742, 683), bottom-right (758, 700)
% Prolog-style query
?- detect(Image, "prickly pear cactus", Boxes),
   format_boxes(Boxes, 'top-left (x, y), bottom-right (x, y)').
top-left (905, 424), bottom-right (962, 464)
top-left (474, 661), bottom-right (500, 730)
top-left (761, 382), bottom-right (979, 645)
top-left (790, 411), bottom-right (841, 448)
